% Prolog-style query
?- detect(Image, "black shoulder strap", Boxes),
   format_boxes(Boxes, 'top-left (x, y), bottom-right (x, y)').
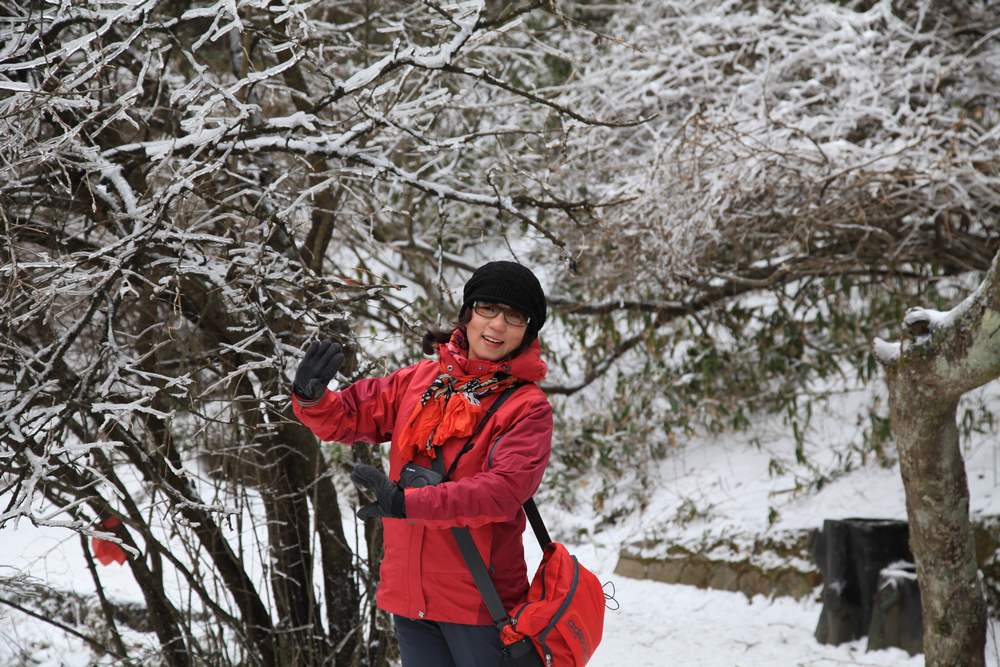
top-left (431, 382), bottom-right (524, 481)
top-left (433, 382), bottom-right (554, 628)
top-left (523, 498), bottom-right (551, 550)
top-left (452, 527), bottom-right (510, 629)
top-left (452, 501), bottom-right (552, 629)
top-left (431, 382), bottom-right (527, 629)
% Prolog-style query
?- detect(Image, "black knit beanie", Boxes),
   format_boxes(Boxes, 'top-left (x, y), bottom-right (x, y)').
top-left (461, 261), bottom-right (547, 341)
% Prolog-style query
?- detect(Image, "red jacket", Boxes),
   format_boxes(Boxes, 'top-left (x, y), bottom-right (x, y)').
top-left (293, 338), bottom-right (553, 625)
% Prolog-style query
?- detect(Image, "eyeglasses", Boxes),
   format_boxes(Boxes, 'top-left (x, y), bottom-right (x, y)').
top-left (473, 302), bottom-right (530, 327)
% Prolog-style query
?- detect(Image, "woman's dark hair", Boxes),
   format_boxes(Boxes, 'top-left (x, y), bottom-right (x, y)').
top-left (422, 307), bottom-right (472, 355)
top-left (421, 305), bottom-right (535, 359)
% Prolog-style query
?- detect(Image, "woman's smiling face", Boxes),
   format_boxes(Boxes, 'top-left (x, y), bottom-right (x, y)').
top-left (465, 303), bottom-right (527, 361)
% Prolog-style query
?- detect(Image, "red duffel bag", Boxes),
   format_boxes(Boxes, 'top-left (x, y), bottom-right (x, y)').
top-left (452, 499), bottom-right (607, 666)
top-left (500, 538), bottom-right (606, 666)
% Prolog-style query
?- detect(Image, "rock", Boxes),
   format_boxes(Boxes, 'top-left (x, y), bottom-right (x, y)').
top-left (707, 566), bottom-right (740, 592)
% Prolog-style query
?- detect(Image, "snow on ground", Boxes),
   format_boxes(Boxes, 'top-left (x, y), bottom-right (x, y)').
top-left (596, 579), bottom-right (920, 667)
top-left (3, 528), bottom-right (935, 667)
top-left (519, 534), bottom-right (929, 667)
top-left (5, 382), bottom-right (1000, 664)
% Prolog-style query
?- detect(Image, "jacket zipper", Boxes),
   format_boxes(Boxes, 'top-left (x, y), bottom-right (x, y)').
top-left (512, 556), bottom-right (546, 627)
top-left (487, 435), bottom-right (503, 469)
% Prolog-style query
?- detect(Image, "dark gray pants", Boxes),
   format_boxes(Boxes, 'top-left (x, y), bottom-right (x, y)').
top-left (393, 614), bottom-right (502, 667)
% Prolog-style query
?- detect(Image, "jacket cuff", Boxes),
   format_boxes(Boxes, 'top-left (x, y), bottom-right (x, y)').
top-left (391, 486), bottom-right (406, 517)
top-left (293, 392), bottom-right (322, 408)
top-left (292, 380), bottom-right (340, 407)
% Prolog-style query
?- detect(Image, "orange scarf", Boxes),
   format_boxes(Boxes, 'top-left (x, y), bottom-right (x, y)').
top-left (396, 330), bottom-right (545, 463)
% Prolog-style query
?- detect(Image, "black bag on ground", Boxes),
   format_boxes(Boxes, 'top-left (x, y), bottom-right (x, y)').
top-left (813, 518), bottom-right (912, 645)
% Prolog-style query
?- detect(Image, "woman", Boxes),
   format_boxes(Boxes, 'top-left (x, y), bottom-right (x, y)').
top-left (292, 261), bottom-right (552, 667)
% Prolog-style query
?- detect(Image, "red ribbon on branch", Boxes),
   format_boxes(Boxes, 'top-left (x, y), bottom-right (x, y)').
top-left (91, 517), bottom-right (127, 566)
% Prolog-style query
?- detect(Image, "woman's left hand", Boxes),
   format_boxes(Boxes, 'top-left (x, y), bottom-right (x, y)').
top-left (351, 464), bottom-right (406, 519)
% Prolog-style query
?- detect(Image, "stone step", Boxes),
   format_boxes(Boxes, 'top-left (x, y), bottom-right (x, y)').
top-left (615, 516), bottom-right (1000, 606)
top-left (615, 528), bottom-right (820, 600)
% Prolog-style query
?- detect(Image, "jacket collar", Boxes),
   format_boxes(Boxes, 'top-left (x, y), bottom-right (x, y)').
top-left (440, 329), bottom-right (547, 382)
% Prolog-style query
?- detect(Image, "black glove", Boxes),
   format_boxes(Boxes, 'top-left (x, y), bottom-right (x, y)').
top-left (293, 341), bottom-right (344, 400)
top-left (351, 464), bottom-right (405, 520)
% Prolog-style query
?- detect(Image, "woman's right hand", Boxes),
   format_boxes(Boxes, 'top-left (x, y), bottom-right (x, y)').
top-left (293, 341), bottom-right (345, 400)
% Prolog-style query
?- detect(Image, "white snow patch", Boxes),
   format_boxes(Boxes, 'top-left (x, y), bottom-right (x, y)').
top-left (873, 337), bottom-right (901, 364)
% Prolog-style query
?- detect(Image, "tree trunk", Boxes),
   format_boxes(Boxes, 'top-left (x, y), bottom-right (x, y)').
top-left (877, 250), bottom-right (1000, 666)
top-left (282, 423), bottom-right (362, 663)
top-left (260, 447), bottom-right (325, 664)
top-left (884, 374), bottom-right (985, 666)
top-left (352, 441), bottom-right (395, 667)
